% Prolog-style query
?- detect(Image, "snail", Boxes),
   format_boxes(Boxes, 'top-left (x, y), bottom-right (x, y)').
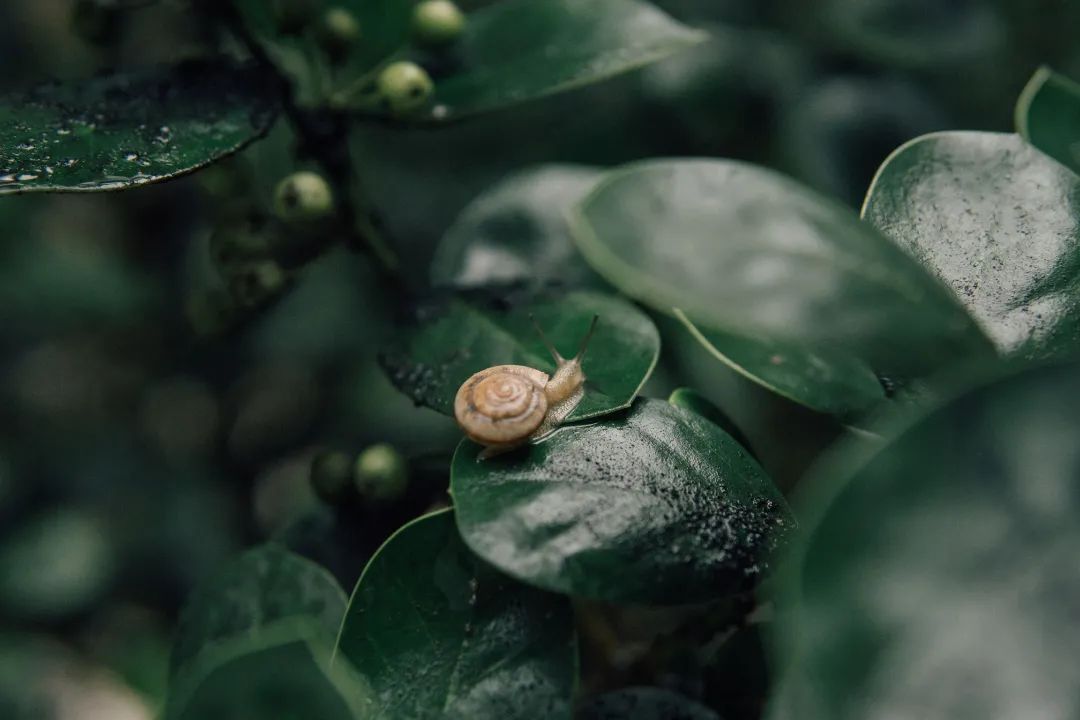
top-left (455, 316), bottom-right (599, 458)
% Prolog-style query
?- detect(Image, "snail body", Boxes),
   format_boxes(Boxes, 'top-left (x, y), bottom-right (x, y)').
top-left (455, 317), bottom-right (598, 458)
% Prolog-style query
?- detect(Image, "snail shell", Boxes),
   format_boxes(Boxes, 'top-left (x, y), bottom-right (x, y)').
top-left (454, 315), bottom-right (598, 457)
top-left (454, 365), bottom-right (550, 448)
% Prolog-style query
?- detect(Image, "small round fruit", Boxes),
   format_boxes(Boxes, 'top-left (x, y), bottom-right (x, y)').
top-left (377, 61), bottom-right (434, 116)
top-left (208, 215), bottom-right (272, 269)
top-left (273, 0), bottom-right (320, 35)
top-left (316, 7), bottom-right (362, 62)
top-left (310, 450), bottom-right (356, 504)
top-left (411, 0), bottom-right (466, 47)
top-left (228, 260), bottom-right (288, 308)
top-left (354, 444), bottom-right (408, 502)
top-left (274, 171), bottom-right (334, 223)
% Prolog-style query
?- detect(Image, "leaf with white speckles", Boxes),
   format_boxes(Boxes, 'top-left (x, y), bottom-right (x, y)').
top-left (451, 398), bottom-right (793, 604)
top-left (0, 60), bottom-right (278, 195)
top-left (863, 131), bottom-right (1080, 360)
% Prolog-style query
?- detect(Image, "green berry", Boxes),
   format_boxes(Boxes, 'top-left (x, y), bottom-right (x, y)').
top-left (411, 0), bottom-right (466, 47)
top-left (310, 450), bottom-right (356, 504)
top-left (274, 172), bottom-right (334, 223)
top-left (377, 62), bottom-right (434, 116)
top-left (354, 444), bottom-right (408, 502)
top-left (208, 215), bottom-right (272, 269)
top-left (228, 260), bottom-right (288, 308)
top-left (273, 0), bottom-right (320, 35)
top-left (316, 7), bottom-right (362, 62)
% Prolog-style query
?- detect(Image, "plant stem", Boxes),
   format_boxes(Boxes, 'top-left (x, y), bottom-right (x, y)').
top-left (214, 5), bottom-right (407, 298)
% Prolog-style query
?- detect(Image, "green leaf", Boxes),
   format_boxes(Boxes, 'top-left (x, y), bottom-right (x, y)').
top-left (1016, 67), bottom-right (1080, 176)
top-left (334, 509), bottom-right (576, 720)
top-left (366, 0), bottom-right (706, 122)
top-left (430, 165), bottom-right (605, 290)
top-left (450, 398), bottom-right (792, 604)
top-left (169, 544), bottom-right (347, 693)
top-left (171, 624), bottom-right (365, 720)
top-left (380, 289), bottom-right (659, 423)
top-left (862, 131), bottom-right (1080, 361)
top-left (676, 311), bottom-right (886, 418)
top-left (580, 688), bottom-right (719, 719)
top-left (667, 386), bottom-right (755, 457)
top-left (0, 60), bottom-right (278, 195)
top-left (772, 360), bottom-right (1080, 720)
top-left (571, 158), bottom-right (992, 381)
top-left (794, 0), bottom-right (1005, 69)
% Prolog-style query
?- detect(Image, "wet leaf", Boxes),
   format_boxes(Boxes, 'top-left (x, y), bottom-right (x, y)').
top-left (580, 687), bottom-right (719, 719)
top-left (772, 360), bottom-right (1080, 720)
top-left (862, 131), bottom-right (1080, 360)
top-left (572, 158), bottom-right (991, 381)
top-left (430, 165), bottom-right (605, 290)
top-left (334, 509), bottom-right (576, 720)
top-left (169, 544), bottom-right (346, 693)
top-left (380, 289), bottom-right (659, 423)
top-left (667, 386), bottom-right (756, 457)
top-left (362, 0), bottom-right (706, 122)
top-left (676, 311), bottom-right (885, 419)
top-left (1016, 67), bottom-right (1080, 176)
top-left (0, 60), bottom-right (279, 195)
top-left (451, 398), bottom-right (793, 604)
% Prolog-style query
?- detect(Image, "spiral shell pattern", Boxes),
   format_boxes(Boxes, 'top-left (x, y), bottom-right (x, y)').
top-left (454, 365), bottom-right (549, 446)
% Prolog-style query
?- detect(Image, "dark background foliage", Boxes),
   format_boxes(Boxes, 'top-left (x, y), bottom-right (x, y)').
top-left (0, 0), bottom-right (1077, 718)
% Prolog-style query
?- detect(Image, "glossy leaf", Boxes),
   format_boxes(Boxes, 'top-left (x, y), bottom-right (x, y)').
top-left (451, 398), bottom-right (793, 604)
top-left (430, 165), bottom-right (605, 290)
top-left (580, 687), bottom-right (719, 719)
top-left (676, 310), bottom-right (885, 418)
top-left (380, 289), bottom-right (659, 423)
top-left (170, 624), bottom-right (365, 720)
top-left (667, 386), bottom-right (755, 457)
top-left (365, 0), bottom-right (706, 122)
top-left (0, 60), bottom-right (278, 195)
top-left (772, 360), bottom-right (1080, 720)
top-left (572, 159), bottom-right (992, 382)
top-left (1016, 67), bottom-right (1080, 176)
top-left (862, 131), bottom-right (1080, 360)
top-left (334, 509), bottom-right (576, 720)
top-left (169, 544), bottom-right (347, 691)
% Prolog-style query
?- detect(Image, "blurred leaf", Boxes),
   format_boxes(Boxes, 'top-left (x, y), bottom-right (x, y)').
top-left (451, 398), bottom-right (792, 604)
top-left (772, 360), bottom-right (1080, 720)
top-left (430, 165), bottom-right (605, 290)
top-left (0, 508), bottom-right (115, 622)
top-left (571, 159), bottom-right (992, 382)
top-left (0, 60), bottom-right (278, 195)
top-left (170, 625), bottom-right (365, 720)
top-left (791, 0), bottom-right (1006, 70)
top-left (364, 0), bottom-right (706, 122)
top-left (676, 311), bottom-right (885, 419)
top-left (579, 687), bottom-right (719, 719)
top-left (667, 386), bottom-right (755, 456)
top-left (862, 131), bottom-right (1080, 360)
top-left (1016, 67), bottom-right (1080, 176)
top-left (380, 289), bottom-right (660, 423)
top-left (334, 509), bottom-right (576, 720)
top-left (169, 544), bottom-right (346, 693)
